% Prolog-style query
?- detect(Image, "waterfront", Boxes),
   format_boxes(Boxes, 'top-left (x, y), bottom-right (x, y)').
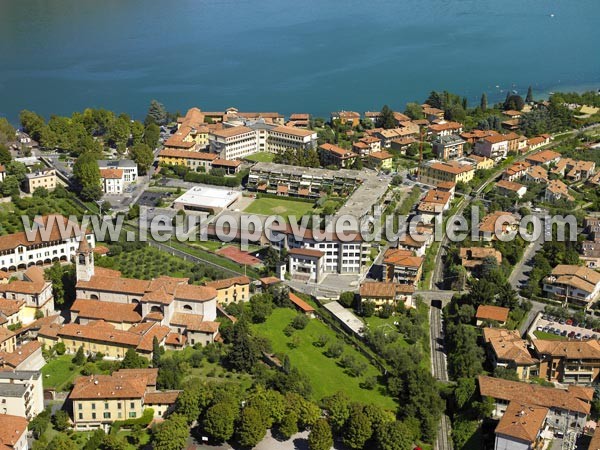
top-left (0, 0), bottom-right (599, 121)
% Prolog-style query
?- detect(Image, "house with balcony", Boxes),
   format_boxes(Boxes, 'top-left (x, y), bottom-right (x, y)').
top-left (0, 371), bottom-right (44, 420)
top-left (543, 264), bottom-right (600, 306)
top-left (432, 134), bottom-right (465, 160)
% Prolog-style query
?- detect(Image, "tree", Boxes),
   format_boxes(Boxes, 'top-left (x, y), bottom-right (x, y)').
top-left (425, 91), bottom-right (443, 109)
top-left (250, 294), bottom-right (273, 323)
top-left (72, 346), bottom-right (86, 365)
top-left (20, 110), bottom-right (46, 141)
top-left (343, 408), bottom-right (373, 449)
top-left (145, 100), bottom-right (168, 126)
top-left (6, 161), bottom-right (27, 182)
top-left (504, 94), bottom-right (525, 111)
top-left (52, 410), bottom-right (71, 432)
top-left (322, 391), bottom-right (351, 432)
top-left (0, 144), bottom-right (11, 165)
top-left (152, 336), bottom-right (161, 368)
top-left (338, 291), bottom-right (355, 308)
top-left (377, 421), bottom-right (415, 450)
top-left (203, 402), bottom-right (238, 442)
top-left (285, 393), bottom-right (320, 429)
top-left (237, 406), bottom-right (267, 448)
top-left (526, 86), bottom-right (534, 103)
top-left (226, 319), bottom-right (262, 372)
top-left (175, 386), bottom-right (201, 424)
top-left (480, 93), bottom-right (488, 111)
top-left (106, 116), bottom-right (130, 148)
top-left (1, 176), bottom-right (20, 197)
top-left (55, 342), bottom-right (66, 355)
top-left (130, 120), bottom-right (145, 145)
top-left (308, 419), bottom-right (333, 450)
top-left (29, 407), bottom-right (51, 438)
top-left (130, 143), bottom-right (154, 175)
top-left (72, 152), bottom-right (102, 201)
top-left (100, 434), bottom-right (127, 450)
top-left (377, 105), bottom-right (396, 129)
top-left (404, 103), bottom-right (424, 120)
top-left (152, 413), bottom-right (189, 450)
top-left (143, 123), bottom-right (160, 148)
top-left (84, 429), bottom-right (106, 450)
top-left (0, 118), bottom-right (15, 145)
top-left (120, 348), bottom-right (148, 369)
top-left (47, 433), bottom-right (78, 450)
top-left (279, 410), bottom-right (298, 440)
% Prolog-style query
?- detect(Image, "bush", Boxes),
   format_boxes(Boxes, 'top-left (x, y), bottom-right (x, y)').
top-left (55, 342), bottom-right (66, 355)
top-left (291, 314), bottom-right (309, 330)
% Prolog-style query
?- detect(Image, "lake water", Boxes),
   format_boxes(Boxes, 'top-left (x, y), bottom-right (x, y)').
top-left (0, 0), bottom-right (599, 122)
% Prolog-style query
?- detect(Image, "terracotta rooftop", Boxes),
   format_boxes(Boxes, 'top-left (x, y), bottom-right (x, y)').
top-left (204, 276), bottom-right (250, 290)
top-left (359, 281), bottom-right (414, 299)
top-left (288, 247), bottom-right (324, 258)
top-left (0, 414), bottom-right (28, 448)
top-left (100, 168), bottom-right (123, 179)
top-left (495, 402), bottom-right (548, 444)
top-left (70, 299), bottom-right (142, 324)
top-left (170, 312), bottom-right (219, 333)
top-left (533, 339), bottom-right (600, 360)
top-left (526, 149), bottom-right (560, 164)
top-left (0, 299), bottom-right (25, 318)
top-left (497, 179), bottom-right (525, 192)
top-left (383, 248), bottom-right (423, 268)
top-left (475, 305), bottom-right (509, 323)
top-left (288, 292), bottom-right (315, 313)
top-left (478, 375), bottom-right (593, 415)
top-left (479, 211), bottom-right (518, 234)
top-left (0, 341), bottom-right (42, 370)
top-left (211, 126), bottom-right (254, 139)
top-left (144, 391), bottom-right (180, 405)
top-left (70, 369), bottom-right (156, 400)
top-left (159, 149), bottom-right (218, 160)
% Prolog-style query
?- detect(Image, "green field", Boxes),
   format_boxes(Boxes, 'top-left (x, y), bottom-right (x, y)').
top-left (42, 355), bottom-right (82, 391)
top-left (245, 152), bottom-right (276, 162)
top-left (244, 197), bottom-right (316, 219)
top-left (252, 308), bottom-right (396, 409)
top-left (533, 331), bottom-right (566, 341)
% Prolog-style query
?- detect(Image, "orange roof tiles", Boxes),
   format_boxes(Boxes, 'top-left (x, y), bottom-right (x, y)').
top-left (159, 149), bottom-right (218, 160)
top-left (476, 305), bottom-right (509, 322)
top-left (100, 168), bottom-right (123, 179)
top-left (288, 293), bottom-right (315, 313)
top-left (0, 415), bottom-right (28, 448)
top-left (70, 299), bottom-right (142, 324)
top-left (288, 247), bottom-right (324, 258)
top-left (495, 402), bottom-right (548, 443)
top-left (204, 276), bottom-right (250, 290)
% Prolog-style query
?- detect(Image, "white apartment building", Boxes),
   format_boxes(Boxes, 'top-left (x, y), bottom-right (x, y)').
top-left (98, 160), bottom-right (138, 183)
top-left (100, 168), bottom-right (124, 194)
top-left (474, 135), bottom-right (510, 161)
top-left (0, 371), bottom-right (44, 420)
top-left (209, 121), bottom-right (317, 160)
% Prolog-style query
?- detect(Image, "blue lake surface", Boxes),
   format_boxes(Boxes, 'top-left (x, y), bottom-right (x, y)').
top-left (0, 0), bottom-right (599, 121)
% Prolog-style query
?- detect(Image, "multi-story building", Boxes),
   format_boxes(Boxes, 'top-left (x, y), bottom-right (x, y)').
top-left (24, 168), bottom-right (56, 193)
top-left (474, 135), bottom-right (510, 161)
top-left (99, 168), bottom-right (124, 194)
top-left (203, 276), bottom-right (251, 305)
top-left (478, 375), bottom-right (592, 433)
top-left (0, 414), bottom-right (28, 450)
top-left (69, 368), bottom-right (179, 430)
top-left (494, 402), bottom-right (548, 450)
top-left (330, 111), bottom-right (361, 127)
top-left (432, 134), bottom-right (465, 160)
top-left (525, 149), bottom-right (561, 166)
top-left (0, 266), bottom-right (56, 324)
top-left (0, 371), bottom-right (44, 420)
top-left (382, 248), bottom-right (423, 285)
top-left (475, 305), bottom-right (509, 326)
top-left (428, 120), bottom-right (463, 137)
top-left (460, 247), bottom-right (502, 273)
top-left (482, 328), bottom-right (539, 381)
top-left (502, 161), bottom-right (531, 181)
top-left (366, 151), bottom-right (393, 170)
top-left (0, 327), bottom-right (15, 353)
top-left (286, 248), bottom-right (325, 283)
top-left (319, 143), bottom-right (357, 168)
top-left (359, 281), bottom-right (415, 310)
top-left (496, 179), bottom-right (527, 198)
top-left (418, 160), bottom-right (475, 186)
top-left (525, 165), bottom-right (549, 184)
top-left (543, 264), bottom-right (600, 306)
top-left (478, 211), bottom-right (519, 242)
top-left (545, 179), bottom-right (574, 202)
top-left (533, 339), bottom-right (600, 384)
top-left (98, 160), bottom-right (137, 183)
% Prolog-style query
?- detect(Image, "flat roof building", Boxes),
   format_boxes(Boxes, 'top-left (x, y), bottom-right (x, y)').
top-left (172, 186), bottom-right (241, 214)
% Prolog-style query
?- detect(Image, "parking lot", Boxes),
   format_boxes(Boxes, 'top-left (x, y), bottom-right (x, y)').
top-left (533, 314), bottom-right (600, 341)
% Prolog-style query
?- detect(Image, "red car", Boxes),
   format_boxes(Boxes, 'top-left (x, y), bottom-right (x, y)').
top-left (566, 319), bottom-right (573, 325)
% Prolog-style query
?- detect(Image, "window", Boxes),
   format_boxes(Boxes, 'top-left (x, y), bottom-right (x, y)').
top-left (92, 413), bottom-right (96, 420)
top-left (91, 403), bottom-right (96, 410)
top-left (103, 412), bottom-right (111, 419)
top-left (130, 402), bottom-right (135, 409)
top-left (104, 403), bottom-right (109, 410)
top-left (117, 403), bottom-right (121, 409)
top-left (118, 412), bottom-right (122, 419)
top-left (78, 403), bottom-right (82, 410)
top-left (129, 412), bottom-right (136, 418)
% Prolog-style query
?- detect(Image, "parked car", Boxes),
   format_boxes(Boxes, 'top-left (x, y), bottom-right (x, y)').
top-left (559, 319), bottom-right (566, 325)
top-left (561, 330), bottom-right (568, 337)
top-left (553, 329), bottom-right (562, 335)
top-left (575, 333), bottom-right (582, 340)
top-left (568, 331), bottom-right (576, 338)
top-left (566, 319), bottom-right (573, 325)
top-left (543, 326), bottom-right (550, 333)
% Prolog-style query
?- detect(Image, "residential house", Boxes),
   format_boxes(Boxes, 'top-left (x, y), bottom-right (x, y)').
top-left (287, 113), bottom-right (310, 128)
top-left (0, 341), bottom-right (46, 372)
top-left (0, 414), bottom-right (28, 450)
top-left (460, 247), bottom-right (502, 273)
top-left (527, 135), bottom-right (552, 150)
top-left (543, 264), bottom-right (600, 306)
top-left (475, 305), bottom-right (509, 326)
top-left (421, 105), bottom-right (444, 121)
top-left (0, 328), bottom-right (15, 353)
top-left (287, 248), bottom-right (325, 284)
top-left (460, 154), bottom-right (495, 170)
top-left (478, 375), bottom-right (593, 433)
top-left (460, 129), bottom-right (499, 145)
top-left (203, 276), bottom-right (251, 305)
top-left (319, 143), bottom-right (358, 168)
top-left (503, 161), bottom-right (531, 182)
top-left (432, 134), bottom-right (465, 160)
top-left (366, 151), bottom-right (393, 170)
top-left (0, 371), bottom-right (44, 419)
top-left (494, 402), bottom-right (548, 450)
top-left (352, 136), bottom-right (381, 156)
top-left (524, 165), bottom-right (549, 184)
top-left (382, 248), bottom-right (424, 285)
top-left (69, 368), bottom-right (179, 430)
top-left (544, 179), bottom-right (574, 202)
top-left (474, 135), bottom-right (510, 161)
top-left (98, 160), bottom-right (137, 184)
top-left (533, 339), bottom-right (600, 384)
top-left (525, 149), bottom-right (560, 167)
top-left (372, 125), bottom-right (420, 148)
top-left (331, 111), bottom-right (361, 127)
top-left (157, 149), bottom-right (218, 172)
top-left (359, 281), bottom-right (415, 310)
top-left (478, 211), bottom-right (519, 242)
top-left (496, 179), bottom-right (527, 198)
top-left (99, 168), bottom-right (124, 194)
top-left (24, 168), bottom-right (56, 193)
top-left (418, 160), bottom-right (475, 186)
top-left (0, 266), bottom-right (56, 324)
top-left (482, 328), bottom-right (538, 381)
top-left (551, 158), bottom-right (595, 181)
top-left (428, 121), bottom-right (463, 137)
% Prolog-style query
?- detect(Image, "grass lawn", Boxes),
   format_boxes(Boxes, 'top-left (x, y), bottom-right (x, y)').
top-left (244, 197), bottom-right (316, 219)
top-left (41, 355), bottom-right (81, 391)
top-left (534, 331), bottom-right (566, 341)
top-left (253, 308), bottom-right (397, 409)
top-left (245, 152), bottom-right (276, 162)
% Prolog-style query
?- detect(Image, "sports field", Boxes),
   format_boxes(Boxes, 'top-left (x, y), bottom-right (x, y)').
top-left (243, 197), bottom-right (315, 218)
top-left (244, 151), bottom-right (276, 162)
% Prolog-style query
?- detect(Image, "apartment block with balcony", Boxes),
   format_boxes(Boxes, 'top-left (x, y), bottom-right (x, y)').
top-left (0, 371), bottom-right (44, 420)
top-left (432, 134), bottom-right (465, 160)
top-left (543, 265), bottom-right (600, 306)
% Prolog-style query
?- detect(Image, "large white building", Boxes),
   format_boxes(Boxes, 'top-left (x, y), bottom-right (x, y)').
top-left (208, 120), bottom-right (317, 160)
top-left (98, 160), bottom-right (138, 183)
top-left (0, 215), bottom-right (95, 272)
top-left (0, 370), bottom-right (44, 420)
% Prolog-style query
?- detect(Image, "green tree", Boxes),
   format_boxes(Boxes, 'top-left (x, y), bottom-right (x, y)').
top-left (377, 105), bottom-right (396, 129)
top-left (47, 433), bottom-right (78, 450)
top-left (120, 348), bottom-right (149, 369)
top-left (226, 319), bottom-right (261, 372)
top-left (100, 434), bottom-right (127, 450)
top-left (376, 421), bottom-right (415, 450)
top-left (143, 123), bottom-right (160, 148)
top-left (308, 419), bottom-right (333, 450)
top-left (286, 393), bottom-right (320, 429)
top-left (145, 100), bottom-right (168, 126)
top-left (106, 116), bottom-right (130, 148)
top-left (29, 407), bottom-right (51, 438)
top-left (237, 406), bottom-right (267, 448)
top-left (343, 408), bottom-right (373, 449)
top-left (130, 120), bottom-right (145, 145)
top-left (83, 429), bottom-right (106, 450)
top-left (6, 161), bottom-right (27, 182)
top-left (52, 410), bottom-right (71, 432)
top-left (279, 410), bottom-right (299, 440)
top-left (250, 294), bottom-right (273, 323)
top-left (73, 152), bottom-right (102, 201)
top-left (338, 291), bottom-right (355, 308)
top-left (152, 413), bottom-right (189, 450)
top-left (72, 346), bottom-right (86, 365)
top-left (203, 402), bottom-right (238, 442)
top-left (504, 94), bottom-right (525, 111)
top-left (20, 110), bottom-right (46, 141)
top-left (480, 93), bottom-right (488, 111)
top-left (175, 386), bottom-right (201, 424)
top-left (0, 144), bottom-right (11, 165)
top-left (152, 336), bottom-right (161, 368)
top-left (0, 118), bottom-right (15, 144)
top-left (130, 143), bottom-right (154, 175)
top-left (526, 86), bottom-right (534, 103)
top-left (1, 176), bottom-right (20, 197)
top-left (404, 103), bottom-right (424, 120)
top-left (322, 391), bottom-right (351, 432)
